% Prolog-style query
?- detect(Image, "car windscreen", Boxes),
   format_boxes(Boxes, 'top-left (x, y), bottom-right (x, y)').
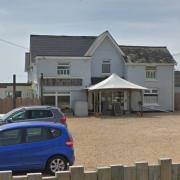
top-left (1, 108), bottom-right (23, 120)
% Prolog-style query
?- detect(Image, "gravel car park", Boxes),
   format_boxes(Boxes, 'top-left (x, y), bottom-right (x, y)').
top-left (67, 112), bottom-right (180, 169)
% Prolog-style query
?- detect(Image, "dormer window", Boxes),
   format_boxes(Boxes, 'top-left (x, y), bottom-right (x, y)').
top-left (102, 60), bottom-right (111, 74)
top-left (57, 63), bottom-right (70, 76)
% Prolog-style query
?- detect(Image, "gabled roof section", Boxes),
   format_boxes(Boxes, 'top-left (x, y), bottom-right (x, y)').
top-left (30, 35), bottom-right (96, 59)
top-left (119, 45), bottom-right (176, 64)
top-left (85, 31), bottom-right (126, 57)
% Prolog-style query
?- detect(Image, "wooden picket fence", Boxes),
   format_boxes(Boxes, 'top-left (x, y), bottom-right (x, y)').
top-left (0, 97), bottom-right (41, 114)
top-left (0, 158), bottom-right (179, 180)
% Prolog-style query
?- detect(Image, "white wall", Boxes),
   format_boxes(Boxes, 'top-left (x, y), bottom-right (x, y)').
top-left (126, 64), bottom-right (174, 111)
top-left (30, 57), bottom-right (91, 97)
top-left (91, 36), bottom-right (125, 78)
top-left (36, 58), bottom-right (91, 88)
top-left (0, 86), bottom-right (33, 99)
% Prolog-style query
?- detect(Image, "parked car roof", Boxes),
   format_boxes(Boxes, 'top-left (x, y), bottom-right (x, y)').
top-left (0, 121), bottom-right (64, 131)
top-left (19, 105), bottom-right (58, 109)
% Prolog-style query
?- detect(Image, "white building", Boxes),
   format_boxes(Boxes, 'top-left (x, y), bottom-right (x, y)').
top-left (25, 31), bottom-right (176, 114)
top-left (0, 83), bottom-right (33, 99)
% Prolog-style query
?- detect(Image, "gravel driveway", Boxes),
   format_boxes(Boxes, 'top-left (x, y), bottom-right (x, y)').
top-left (67, 112), bottom-right (180, 170)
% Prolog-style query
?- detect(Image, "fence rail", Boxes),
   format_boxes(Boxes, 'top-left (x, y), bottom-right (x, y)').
top-left (0, 158), bottom-right (179, 180)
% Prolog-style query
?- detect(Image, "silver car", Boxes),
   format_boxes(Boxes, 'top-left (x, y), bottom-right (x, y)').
top-left (0, 106), bottom-right (67, 126)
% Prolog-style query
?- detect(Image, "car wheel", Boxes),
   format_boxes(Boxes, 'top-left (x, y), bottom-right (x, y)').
top-left (46, 155), bottom-right (68, 175)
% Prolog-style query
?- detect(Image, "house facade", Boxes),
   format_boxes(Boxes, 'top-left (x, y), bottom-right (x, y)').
top-left (25, 31), bottom-right (175, 113)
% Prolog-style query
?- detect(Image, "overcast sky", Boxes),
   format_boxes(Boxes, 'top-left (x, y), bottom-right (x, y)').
top-left (0, 0), bottom-right (180, 82)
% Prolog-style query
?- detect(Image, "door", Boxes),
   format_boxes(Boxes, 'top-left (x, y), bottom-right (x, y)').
top-left (44, 96), bottom-right (56, 106)
top-left (0, 128), bottom-right (25, 171)
top-left (58, 95), bottom-right (70, 111)
top-left (21, 127), bottom-right (56, 170)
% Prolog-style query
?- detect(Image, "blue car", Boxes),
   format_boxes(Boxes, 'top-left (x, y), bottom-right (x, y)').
top-left (0, 122), bottom-right (74, 174)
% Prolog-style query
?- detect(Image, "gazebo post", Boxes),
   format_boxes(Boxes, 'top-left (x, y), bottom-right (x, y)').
top-left (140, 90), bottom-right (143, 113)
top-left (129, 89), bottom-right (132, 112)
top-left (94, 91), bottom-right (95, 113)
top-left (99, 91), bottom-right (101, 114)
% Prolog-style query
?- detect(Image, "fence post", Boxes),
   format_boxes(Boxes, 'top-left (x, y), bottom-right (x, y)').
top-left (40, 73), bottom-right (44, 105)
top-left (85, 171), bottom-right (97, 180)
top-left (70, 166), bottom-right (84, 180)
top-left (124, 166), bottom-right (136, 180)
top-left (13, 175), bottom-right (27, 180)
top-left (56, 171), bottom-right (70, 180)
top-left (149, 165), bottom-right (160, 180)
top-left (159, 158), bottom-right (172, 180)
top-left (13, 74), bottom-right (16, 108)
top-left (0, 171), bottom-right (12, 180)
top-left (97, 167), bottom-right (111, 180)
top-left (136, 161), bottom-right (148, 180)
top-left (27, 173), bottom-right (42, 180)
top-left (110, 165), bottom-right (124, 180)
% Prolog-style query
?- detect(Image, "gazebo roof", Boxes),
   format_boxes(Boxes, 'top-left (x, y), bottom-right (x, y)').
top-left (88, 74), bottom-right (147, 91)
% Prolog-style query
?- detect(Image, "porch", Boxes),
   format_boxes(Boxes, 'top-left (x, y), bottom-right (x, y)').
top-left (88, 74), bottom-right (147, 115)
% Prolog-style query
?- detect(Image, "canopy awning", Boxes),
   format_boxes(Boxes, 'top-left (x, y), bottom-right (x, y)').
top-left (88, 73), bottom-right (147, 91)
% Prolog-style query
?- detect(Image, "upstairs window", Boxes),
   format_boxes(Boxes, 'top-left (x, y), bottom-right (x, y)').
top-left (146, 66), bottom-right (156, 80)
top-left (57, 64), bottom-right (70, 76)
top-left (102, 60), bottom-right (111, 74)
top-left (144, 89), bottom-right (158, 105)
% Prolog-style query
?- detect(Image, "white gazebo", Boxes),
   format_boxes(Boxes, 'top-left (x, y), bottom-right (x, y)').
top-left (88, 74), bottom-right (147, 115)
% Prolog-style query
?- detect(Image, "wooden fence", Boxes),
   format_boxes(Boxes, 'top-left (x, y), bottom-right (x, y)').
top-left (0, 158), bottom-right (180, 180)
top-left (175, 93), bottom-right (180, 111)
top-left (0, 97), bottom-right (41, 114)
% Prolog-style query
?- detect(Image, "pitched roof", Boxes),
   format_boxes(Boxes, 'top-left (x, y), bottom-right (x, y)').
top-left (29, 32), bottom-right (176, 65)
top-left (30, 35), bottom-right (96, 59)
top-left (88, 73), bottom-right (147, 90)
top-left (119, 45), bottom-right (176, 64)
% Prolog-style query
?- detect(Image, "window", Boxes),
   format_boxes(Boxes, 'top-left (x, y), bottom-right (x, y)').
top-left (0, 129), bottom-right (22, 146)
top-left (144, 89), bottom-right (158, 105)
top-left (102, 60), bottom-right (111, 74)
top-left (28, 110), bottom-right (53, 119)
top-left (43, 78), bottom-right (82, 86)
top-left (146, 66), bottom-right (156, 80)
top-left (16, 91), bottom-right (22, 98)
top-left (25, 127), bottom-right (61, 143)
top-left (57, 64), bottom-right (70, 75)
top-left (7, 110), bottom-right (27, 121)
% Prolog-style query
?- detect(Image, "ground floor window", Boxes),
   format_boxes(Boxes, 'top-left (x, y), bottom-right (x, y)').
top-left (44, 96), bottom-right (55, 106)
top-left (144, 89), bottom-right (158, 105)
top-left (58, 95), bottom-right (70, 110)
top-left (44, 93), bottom-right (70, 111)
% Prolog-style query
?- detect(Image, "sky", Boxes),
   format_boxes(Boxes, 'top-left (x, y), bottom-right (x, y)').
top-left (0, 0), bottom-right (180, 82)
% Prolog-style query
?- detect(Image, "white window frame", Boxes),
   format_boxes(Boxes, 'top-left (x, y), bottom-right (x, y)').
top-left (102, 60), bottom-right (111, 75)
top-left (57, 63), bottom-right (70, 76)
top-left (146, 66), bottom-right (157, 80)
top-left (143, 88), bottom-right (159, 105)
